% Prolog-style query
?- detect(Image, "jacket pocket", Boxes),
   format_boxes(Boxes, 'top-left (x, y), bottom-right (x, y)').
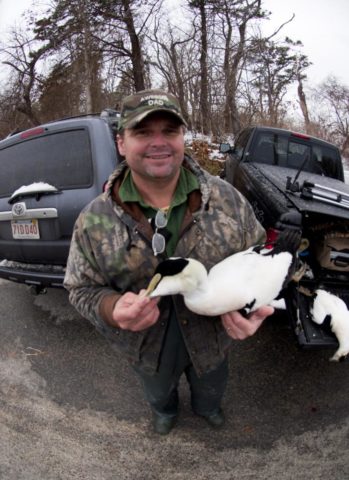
top-left (104, 324), bottom-right (146, 364)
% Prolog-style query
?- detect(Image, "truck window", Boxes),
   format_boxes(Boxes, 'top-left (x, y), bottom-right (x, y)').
top-left (252, 132), bottom-right (286, 165)
top-left (316, 145), bottom-right (343, 179)
top-left (287, 141), bottom-right (311, 170)
top-left (234, 128), bottom-right (251, 160)
top-left (0, 129), bottom-right (93, 198)
top-left (286, 141), bottom-right (341, 177)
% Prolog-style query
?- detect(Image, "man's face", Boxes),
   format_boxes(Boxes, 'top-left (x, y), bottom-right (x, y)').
top-left (117, 112), bottom-right (185, 181)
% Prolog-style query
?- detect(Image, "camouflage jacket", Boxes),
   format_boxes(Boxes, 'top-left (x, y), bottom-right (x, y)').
top-left (64, 155), bottom-right (265, 376)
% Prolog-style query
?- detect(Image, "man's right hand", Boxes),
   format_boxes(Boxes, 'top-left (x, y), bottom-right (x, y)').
top-left (111, 291), bottom-right (160, 331)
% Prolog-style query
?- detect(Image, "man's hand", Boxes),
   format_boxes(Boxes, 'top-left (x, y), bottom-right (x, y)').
top-left (221, 305), bottom-right (274, 340)
top-left (112, 290), bottom-right (160, 332)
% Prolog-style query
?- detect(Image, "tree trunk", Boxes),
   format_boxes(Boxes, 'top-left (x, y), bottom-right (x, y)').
top-left (297, 74), bottom-right (311, 133)
top-left (82, 6), bottom-right (93, 114)
top-left (198, 0), bottom-right (210, 134)
top-left (122, 0), bottom-right (146, 91)
top-left (227, 22), bottom-right (246, 135)
top-left (169, 43), bottom-right (191, 128)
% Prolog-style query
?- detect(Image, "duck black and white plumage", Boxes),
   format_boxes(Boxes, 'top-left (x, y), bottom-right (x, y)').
top-left (146, 229), bottom-right (302, 316)
top-left (311, 289), bottom-right (349, 362)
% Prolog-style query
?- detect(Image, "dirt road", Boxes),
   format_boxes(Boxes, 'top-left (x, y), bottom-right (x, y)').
top-left (0, 280), bottom-right (348, 479)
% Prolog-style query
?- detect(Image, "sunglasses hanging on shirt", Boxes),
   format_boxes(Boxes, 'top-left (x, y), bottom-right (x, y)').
top-left (152, 209), bottom-right (168, 256)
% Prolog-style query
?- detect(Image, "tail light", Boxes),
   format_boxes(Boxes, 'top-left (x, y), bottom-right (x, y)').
top-left (291, 132), bottom-right (310, 141)
top-left (20, 127), bottom-right (45, 139)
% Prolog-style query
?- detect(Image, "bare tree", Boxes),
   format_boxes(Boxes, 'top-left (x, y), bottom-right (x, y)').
top-left (95, 0), bottom-right (163, 92)
top-left (313, 77), bottom-right (349, 157)
top-left (1, 28), bottom-right (56, 125)
top-left (248, 37), bottom-right (310, 126)
top-left (187, 0), bottom-right (211, 133)
top-left (0, 0), bottom-right (336, 141)
top-left (214, 0), bottom-right (266, 134)
top-left (0, 85), bottom-right (33, 136)
top-left (147, 14), bottom-right (198, 128)
top-left (297, 70), bottom-right (311, 133)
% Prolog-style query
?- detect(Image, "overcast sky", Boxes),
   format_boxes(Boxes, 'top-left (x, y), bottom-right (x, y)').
top-left (262, 0), bottom-right (349, 87)
top-left (0, 0), bottom-right (348, 88)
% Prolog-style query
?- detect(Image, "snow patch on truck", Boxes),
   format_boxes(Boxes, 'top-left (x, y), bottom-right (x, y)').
top-left (11, 182), bottom-right (58, 197)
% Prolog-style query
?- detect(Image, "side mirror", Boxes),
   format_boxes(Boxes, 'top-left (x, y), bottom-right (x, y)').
top-left (219, 143), bottom-right (232, 154)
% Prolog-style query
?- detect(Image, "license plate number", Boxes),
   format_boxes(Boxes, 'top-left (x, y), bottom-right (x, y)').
top-left (11, 219), bottom-right (40, 239)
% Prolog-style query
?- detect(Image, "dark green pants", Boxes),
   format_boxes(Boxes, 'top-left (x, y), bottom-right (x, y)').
top-left (134, 309), bottom-right (229, 418)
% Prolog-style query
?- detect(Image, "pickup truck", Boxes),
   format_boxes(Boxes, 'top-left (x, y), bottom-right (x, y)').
top-left (221, 126), bottom-right (349, 349)
top-left (0, 111), bottom-right (120, 292)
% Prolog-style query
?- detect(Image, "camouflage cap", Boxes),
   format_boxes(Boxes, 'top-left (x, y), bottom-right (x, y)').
top-left (118, 89), bottom-right (187, 131)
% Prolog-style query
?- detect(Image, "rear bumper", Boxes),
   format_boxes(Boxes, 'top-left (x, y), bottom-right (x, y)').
top-left (0, 260), bottom-right (65, 288)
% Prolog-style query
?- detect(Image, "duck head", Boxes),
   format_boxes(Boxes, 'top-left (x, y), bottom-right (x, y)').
top-left (145, 257), bottom-right (208, 298)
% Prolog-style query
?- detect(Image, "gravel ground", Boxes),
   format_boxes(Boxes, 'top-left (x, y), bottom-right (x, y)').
top-left (0, 281), bottom-right (348, 479)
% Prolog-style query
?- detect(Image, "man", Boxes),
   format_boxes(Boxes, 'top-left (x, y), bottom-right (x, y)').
top-left (64, 89), bottom-right (273, 435)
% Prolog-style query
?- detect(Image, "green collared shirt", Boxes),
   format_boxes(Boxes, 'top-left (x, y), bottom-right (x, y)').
top-left (119, 166), bottom-right (199, 256)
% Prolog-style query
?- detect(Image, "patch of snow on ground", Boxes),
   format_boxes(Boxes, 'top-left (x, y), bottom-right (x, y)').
top-left (184, 130), bottom-right (235, 162)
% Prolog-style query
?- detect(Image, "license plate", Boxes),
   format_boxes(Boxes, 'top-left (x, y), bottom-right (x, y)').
top-left (11, 219), bottom-right (40, 239)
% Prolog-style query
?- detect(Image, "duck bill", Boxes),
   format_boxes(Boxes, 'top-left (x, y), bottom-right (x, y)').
top-left (145, 273), bottom-right (162, 297)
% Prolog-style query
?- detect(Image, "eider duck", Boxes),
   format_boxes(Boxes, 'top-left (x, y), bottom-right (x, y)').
top-left (311, 289), bottom-right (349, 361)
top-left (146, 228), bottom-right (302, 316)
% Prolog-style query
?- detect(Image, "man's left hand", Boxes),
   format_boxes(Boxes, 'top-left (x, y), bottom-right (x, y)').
top-left (221, 306), bottom-right (274, 340)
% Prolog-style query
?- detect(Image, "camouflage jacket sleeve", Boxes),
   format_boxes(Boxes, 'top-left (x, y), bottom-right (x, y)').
top-left (232, 185), bottom-right (266, 248)
top-left (64, 211), bottom-right (120, 334)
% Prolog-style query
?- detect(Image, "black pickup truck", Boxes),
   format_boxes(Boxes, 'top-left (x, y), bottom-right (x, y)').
top-left (221, 126), bottom-right (349, 349)
top-left (0, 111), bottom-right (120, 292)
